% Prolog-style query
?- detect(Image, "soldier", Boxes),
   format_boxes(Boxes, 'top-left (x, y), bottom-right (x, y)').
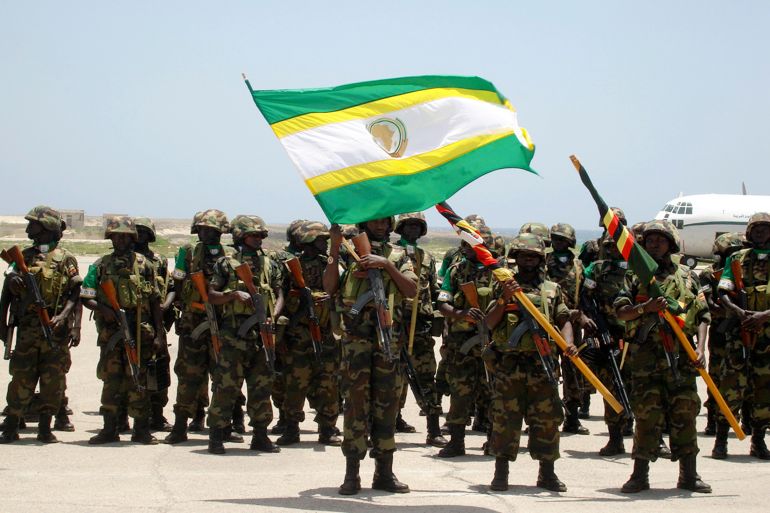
top-left (165, 209), bottom-right (231, 445)
top-left (715, 213), bottom-right (770, 460)
top-left (324, 218), bottom-right (417, 495)
top-left (81, 216), bottom-right (167, 445)
top-left (394, 213), bottom-right (446, 446)
top-left (205, 215), bottom-right (284, 454)
top-left (485, 233), bottom-right (577, 492)
top-left (0, 206), bottom-right (81, 444)
top-left (580, 207), bottom-right (627, 268)
top-left (614, 220), bottom-right (711, 493)
top-left (275, 220), bottom-right (341, 447)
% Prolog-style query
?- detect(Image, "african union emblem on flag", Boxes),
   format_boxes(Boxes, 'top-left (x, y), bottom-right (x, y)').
top-left (244, 75), bottom-right (536, 224)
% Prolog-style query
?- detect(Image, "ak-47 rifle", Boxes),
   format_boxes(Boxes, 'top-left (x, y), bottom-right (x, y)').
top-left (458, 282), bottom-right (488, 355)
top-left (657, 312), bottom-right (681, 382)
top-left (285, 257), bottom-right (323, 362)
top-left (100, 279), bottom-right (142, 389)
top-left (399, 344), bottom-right (437, 413)
top-left (2, 246), bottom-right (54, 348)
top-left (233, 262), bottom-right (276, 374)
top-left (190, 271), bottom-right (222, 364)
top-left (349, 232), bottom-right (396, 362)
top-left (718, 259), bottom-right (755, 361)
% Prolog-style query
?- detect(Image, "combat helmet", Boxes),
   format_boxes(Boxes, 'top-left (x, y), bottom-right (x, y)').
top-left (356, 216), bottom-right (396, 233)
top-left (550, 223), bottom-right (577, 246)
top-left (230, 215), bottom-right (268, 242)
top-left (286, 219), bottom-right (307, 245)
top-left (519, 222), bottom-right (551, 245)
top-left (631, 222), bottom-right (646, 243)
top-left (746, 212), bottom-right (770, 240)
top-left (295, 220), bottom-right (330, 244)
top-left (712, 232), bottom-right (744, 256)
top-left (25, 205), bottom-right (66, 234)
top-left (600, 207), bottom-right (627, 228)
top-left (103, 216), bottom-right (137, 240)
top-left (133, 217), bottom-right (157, 242)
top-left (341, 224), bottom-right (359, 240)
top-left (394, 212), bottom-right (427, 237)
top-left (475, 224), bottom-right (495, 248)
top-left (642, 219), bottom-right (680, 253)
top-left (190, 209), bottom-right (229, 234)
top-left (464, 214), bottom-right (486, 229)
top-left (508, 232), bottom-right (546, 258)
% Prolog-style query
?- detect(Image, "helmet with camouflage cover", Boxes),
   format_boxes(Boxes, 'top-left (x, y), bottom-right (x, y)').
top-left (295, 220), bottom-right (330, 244)
top-left (642, 219), bottom-right (680, 253)
top-left (599, 207), bottom-right (627, 228)
top-left (133, 217), bottom-right (157, 242)
top-left (492, 234), bottom-right (506, 258)
top-left (25, 205), bottom-right (66, 234)
top-left (631, 222), bottom-right (646, 243)
top-left (746, 212), bottom-right (770, 240)
top-left (474, 224), bottom-right (495, 248)
top-left (230, 215), bottom-right (268, 242)
top-left (286, 219), bottom-right (307, 245)
top-left (712, 232), bottom-right (744, 255)
top-left (356, 216), bottom-right (396, 232)
top-left (550, 223), bottom-right (576, 246)
top-left (341, 224), bottom-right (359, 239)
top-left (190, 209), bottom-right (229, 234)
top-left (464, 214), bottom-right (486, 229)
top-left (394, 212), bottom-right (427, 237)
top-left (103, 215), bottom-right (137, 240)
top-left (508, 232), bottom-right (546, 258)
top-left (519, 222), bottom-right (551, 245)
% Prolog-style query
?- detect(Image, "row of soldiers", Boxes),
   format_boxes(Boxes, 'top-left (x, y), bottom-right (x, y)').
top-left (1, 205), bottom-right (769, 496)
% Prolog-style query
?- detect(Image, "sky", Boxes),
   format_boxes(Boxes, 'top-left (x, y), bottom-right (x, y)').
top-left (2, 0), bottom-right (769, 230)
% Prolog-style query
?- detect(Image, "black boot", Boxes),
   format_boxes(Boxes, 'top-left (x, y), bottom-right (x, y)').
top-left (578, 394), bottom-right (591, 419)
top-left (741, 401), bottom-right (753, 436)
top-left (271, 410), bottom-right (286, 435)
top-left (704, 401), bottom-right (716, 436)
top-left (131, 417), bottom-right (158, 445)
top-left (489, 457), bottom-right (509, 491)
top-left (0, 414), bottom-right (20, 444)
top-left (276, 420), bottom-right (300, 446)
top-left (231, 405), bottom-right (246, 434)
top-left (117, 408), bottom-right (130, 433)
top-left (150, 403), bottom-right (172, 432)
top-left (37, 414), bottom-right (59, 443)
top-left (372, 452), bottom-right (410, 493)
top-left (208, 426), bottom-right (225, 454)
top-left (437, 424), bottom-right (465, 458)
top-left (711, 422), bottom-right (729, 459)
top-left (563, 401), bottom-right (590, 435)
top-left (163, 415), bottom-right (188, 444)
top-left (677, 454), bottom-right (712, 493)
top-left (599, 424), bottom-right (625, 456)
top-left (318, 425), bottom-right (342, 446)
top-left (658, 437), bottom-right (672, 459)
top-left (89, 414), bottom-right (120, 445)
top-left (224, 425), bottom-right (244, 443)
top-left (188, 406), bottom-right (205, 432)
top-left (536, 460), bottom-right (566, 492)
top-left (395, 414), bottom-right (416, 433)
top-left (426, 414), bottom-right (447, 447)
top-left (338, 457), bottom-right (361, 495)
top-left (750, 426), bottom-right (770, 460)
top-left (250, 426), bottom-right (280, 452)
top-left (621, 458), bottom-right (650, 493)
top-left (54, 401), bottom-right (75, 432)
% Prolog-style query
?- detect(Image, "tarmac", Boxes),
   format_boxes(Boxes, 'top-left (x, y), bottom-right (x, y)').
top-left (0, 257), bottom-right (766, 513)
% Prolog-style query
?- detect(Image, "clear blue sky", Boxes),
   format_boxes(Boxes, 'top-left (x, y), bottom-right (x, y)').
top-left (2, 0), bottom-right (768, 230)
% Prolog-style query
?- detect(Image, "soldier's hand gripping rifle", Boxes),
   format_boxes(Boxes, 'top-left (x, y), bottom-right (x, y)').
top-left (233, 263), bottom-right (276, 374)
top-left (100, 279), bottom-right (142, 389)
top-left (718, 259), bottom-right (755, 361)
top-left (285, 257), bottom-right (323, 362)
top-left (2, 246), bottom-right (54, 348)
top-left (190, 271), bottom-right (222, 364)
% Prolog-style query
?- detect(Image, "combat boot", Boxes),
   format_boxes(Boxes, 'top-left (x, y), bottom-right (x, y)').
top-left (750, 426), bottom-right (770, 460)
top-left (163, 415), bottom-right (188, 444)
top-left (578, 394), bottom-right (591, 419)
top-left (621, 458), bottom-right (650, 493)
top-left (276, 420), bottom-right (300, 446)
top-left (318, 425), bottom-right (342, 446)
top-left (250, 426), bottom-right (281, 453)
top-left (536, 460), bottom-right (566, 492)
top-left (426, 414), bottom-right (447, 447)
top-left (562, 401), bottom-right (590, 435)
top-left (208, 427), bottom-right (225, 455)
top-left (711, 422), bottom-right (729, 459)
top-left (741, 401), bottom-right (753, 436)
top-left (676, 454), bottom-right (712, 493)
top-left (37, 414), bottom-right (59, 443)
top-left (117, 408), bottom-right (130, 433)
top-left (658, 437), bottom-right (672, 459)
top-left (395, 414), bottom-right (416, 433)
top-left (188, 406), bottom-right (205, 432)
top-left (0, 414), bottom-right (20, 444)
top-left (622, 416), bottom-right (634, 436)
top-left (131, 417), bottom-right (158, 445)
top-left (150, 403), bottom-right (172, 432)
top-left (270, 410), bottom-right (286, 435)
top-left (599, 424), bottom-right (625, 456)
top-left (471, 406), bottom-right (490, 433)
top-left (437, 424), bottom-right (465, 458)
top-left (231, 405), bottom-right (246, 434)
top-left (89, 414), bottom-right (120, 445)
top-left (372, 452), bottom-right (410, 493)
top-left (703, 401), bottom-right (716, 436)
top-left (338, 457), bottom-right (361, 495)
top-left (54, 401), bottom-right (75, 432)
top-left (489, 457), bottom-right (509, 491)
top-left (224, 426), bottom-right (244, 443)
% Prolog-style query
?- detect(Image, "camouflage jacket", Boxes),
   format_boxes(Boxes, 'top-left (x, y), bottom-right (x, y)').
top-left (583, 258), bottom-right (629, 333)
top-left (545, 250), bottom-right (583, 310)
top-left (172, 242), bottom-right (232, 312)
top-left (14, 244), bottom-right (79, 318)
top-left (438, 257), bottom-right (497, 334)
top-left (397, 239), bottom-right (438, 318)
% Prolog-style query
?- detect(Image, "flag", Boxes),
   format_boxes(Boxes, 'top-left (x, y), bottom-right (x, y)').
top-left (245, 75), bottom-right (536, 224)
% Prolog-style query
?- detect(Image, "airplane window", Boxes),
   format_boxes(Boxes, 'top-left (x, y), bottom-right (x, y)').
top-left (664, 204), bottom-right (673, 212)
top-left (675, 206), bottom-right (684, 214)
top-left (685, 206), bottom-right (692, 214)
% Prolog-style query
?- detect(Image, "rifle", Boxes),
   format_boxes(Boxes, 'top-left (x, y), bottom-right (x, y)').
top-left (657, 312), bottom-right (681, 382)
top-left (718, 259), bottom-right (755, 361)
top-left (233, 263), bottom-right (276, 374)
top-left (189, 271), bottom-right (222, 364)
top-left (348, 233), bottom-right (396, 362)
top-left (0, 276), bottom-right (16, 359)
top-left (284, 257), bottom-right (323, 362)
top-left (99, 279), bottom-right (142, 389)
top-left (458, 282), bottom-right (488, 355)
top-left (2, 246), bottom-right (54, 348)
top-left (400, 344), bottom-right (437, 413)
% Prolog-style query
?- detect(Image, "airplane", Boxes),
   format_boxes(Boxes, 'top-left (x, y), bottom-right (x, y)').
top-left (654, 186), bottom-right (770, 267)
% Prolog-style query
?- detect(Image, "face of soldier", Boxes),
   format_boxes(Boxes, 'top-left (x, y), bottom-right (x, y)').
top-left (460, 242), bottom-right (477, 261)
top-left (26, 220), bottom-right (56, 244)
top-left (365, 218), bottom-right (391, 241)
top-left (551, 235), bottom-right (571, 253)
top-left (311, 236), bottom-right (329, 255)
top-left (515, 251), bottom-right (542, 274)
top-left (136, 227), bottom-right (152, 246)
top-left (111, 233), bottom-right (134, 254)
top-left (644, 233), bottom-right (671, 261)
top-left (750, 224), bottom-right (770, 248)
top-left (604, 241), bottom-right (621, 261)
top-left (197, 226), bottom-right (221, 245)
top-left (242, 233), bottom-right (264, 251)
top-left (401, 222), bottom-right (423, 244)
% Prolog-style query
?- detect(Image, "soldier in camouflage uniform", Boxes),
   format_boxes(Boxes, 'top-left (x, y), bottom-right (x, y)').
top-left (205, 215), bottom-right (284, 454)
top-left (165, 209), bottom-right (230, 444)
top-left (275, 220), bottom-right (341, 447)
top-left (579, 207), bottom-right (627, 268)
top-left (324, 218), bottom-right (417, 495)
top-left (698, 232), bottom-right (744, 438)
top-left (715, 213), bottom-right (770, 460)
top-left (614, 220), bottom-right (711, 493)
top-left (485, 233), bottom-right (577, 492)
top-left (0, 206), bottom-right (81, 444)
top-left (81, 216), bottom-right (167, 445)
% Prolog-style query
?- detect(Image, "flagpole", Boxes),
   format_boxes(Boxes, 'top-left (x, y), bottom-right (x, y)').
top-left (242, 73), bottom-right (255, 94)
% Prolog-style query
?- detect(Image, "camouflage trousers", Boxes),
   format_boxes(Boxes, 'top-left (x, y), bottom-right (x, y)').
top-left (208, 330), bottom-right (274, 429)
top-left (561, 356), bottom-right (588, 404)
top-left (629, 370), bottom-right (699, 461)
top-left (706, 324), bottom-right (728, 414)
top-left (340, 334), bottom-right (402, 460)
top-left (172, 311), bottom-right (212, 418)
top-left (398, 327), bottom-right (441, 415)
top-left (489, 352), bottom-right (564, 461)
top-left (281, 330), bottom-right (339, 428)
top-left (5, 315), bottom-right (71, 417)
top-left (597, 364), bottom-right (626, 428)
top-left (717, 336), bottom-right (770, 429)
top-left (445, 332), bottom-right (489, 426)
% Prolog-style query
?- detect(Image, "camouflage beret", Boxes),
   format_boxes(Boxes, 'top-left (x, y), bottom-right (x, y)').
top-left (25, 205), bottom-right (65, 234)
top-left (394, 212), bottom-right (427, 237)
top-left (133, 217), bottom-right (157, 242)
top-left (103, 216), bottom-right (137, 240)
top-left (191, 209), bottom-right (229, 234)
